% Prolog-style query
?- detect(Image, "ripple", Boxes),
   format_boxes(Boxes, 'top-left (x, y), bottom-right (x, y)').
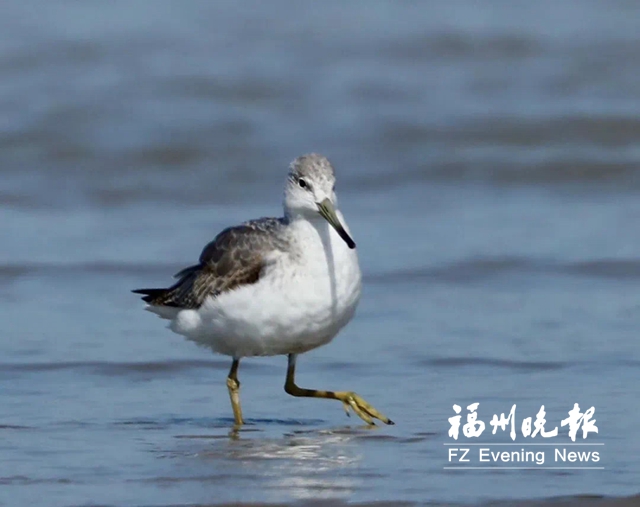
top-left (370, 257), bottom-right (640, 285)
top-left (0, 261), bottom-right (182, 279)
top-left (0, 475), bottom-right (77, 485)
top-left (418, 357), bottom-right (567, 372)
top-left (0, 359), bottom-right (231, 375)
top-left (0, 424), bottom-right (33, 430)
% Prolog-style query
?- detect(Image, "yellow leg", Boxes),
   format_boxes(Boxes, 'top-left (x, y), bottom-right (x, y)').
top-left (226, 359), bottom-right (244, 426)
top-left (284, 354), bottom-right (394, 426)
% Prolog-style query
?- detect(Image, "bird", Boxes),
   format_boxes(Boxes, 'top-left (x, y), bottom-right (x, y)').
top-left (132, 154), bottom-right (393, 426)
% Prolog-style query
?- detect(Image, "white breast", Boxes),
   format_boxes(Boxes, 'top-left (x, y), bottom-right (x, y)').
top-left (170, 213), bottom-right (362, 358)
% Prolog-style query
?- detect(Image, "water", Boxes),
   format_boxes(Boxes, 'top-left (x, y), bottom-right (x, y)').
top-left (1, 1), bottom-right (639, 506)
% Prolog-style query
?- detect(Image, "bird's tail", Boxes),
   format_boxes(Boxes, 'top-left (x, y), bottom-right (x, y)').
top-left (131, 288), bottom-right (169, 305)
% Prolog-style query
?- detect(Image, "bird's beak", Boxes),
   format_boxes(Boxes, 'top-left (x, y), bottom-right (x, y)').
top-left (317, 198), bottom-right (356, 249)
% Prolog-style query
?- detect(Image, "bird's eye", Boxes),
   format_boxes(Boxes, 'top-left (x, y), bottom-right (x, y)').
top-left (298, 178), bottom-right (308, 189)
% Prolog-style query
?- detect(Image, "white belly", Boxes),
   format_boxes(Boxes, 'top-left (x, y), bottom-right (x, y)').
top-left (167, 217), bottom-right (362, 357)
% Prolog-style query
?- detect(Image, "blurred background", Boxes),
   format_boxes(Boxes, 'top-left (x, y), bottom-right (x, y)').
top-left (1, 1), bottom-right (639, 506)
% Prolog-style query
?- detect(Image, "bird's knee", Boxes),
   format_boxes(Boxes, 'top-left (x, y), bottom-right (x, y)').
top-left (227, 377), bottom-right (240, 390)
top-left (284, 381), bottom-right (297, 396)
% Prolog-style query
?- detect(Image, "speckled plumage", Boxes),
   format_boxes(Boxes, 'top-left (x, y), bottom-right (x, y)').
top-left (133, 217), bottom-right (288, 309)
top-left (288, 153), bottom-right (335, 182)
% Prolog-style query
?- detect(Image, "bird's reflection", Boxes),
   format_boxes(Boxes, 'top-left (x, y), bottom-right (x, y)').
top-left (195, 425), bottom-right (368, 500)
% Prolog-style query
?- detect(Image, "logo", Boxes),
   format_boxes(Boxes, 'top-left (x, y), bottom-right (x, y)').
top-left (444, 403), bottom-right (603, 470)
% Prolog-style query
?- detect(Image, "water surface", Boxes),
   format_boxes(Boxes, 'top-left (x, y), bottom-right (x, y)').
top-left (1, 1), bottom-right (639, 506)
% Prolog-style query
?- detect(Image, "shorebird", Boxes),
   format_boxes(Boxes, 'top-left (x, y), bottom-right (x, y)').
top-left (133, 154), bottom-right (392, 426)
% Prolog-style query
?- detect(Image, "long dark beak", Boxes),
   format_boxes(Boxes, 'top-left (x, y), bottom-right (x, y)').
top-left (317, 198), bottom-right (356, 249)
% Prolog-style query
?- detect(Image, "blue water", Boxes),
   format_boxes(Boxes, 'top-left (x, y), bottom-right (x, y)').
top-left (1, 1), bottom-right (639, 506)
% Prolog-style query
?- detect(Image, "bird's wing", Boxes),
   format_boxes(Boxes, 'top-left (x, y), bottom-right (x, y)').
top-left (133, 218), bottom-right (285, 309)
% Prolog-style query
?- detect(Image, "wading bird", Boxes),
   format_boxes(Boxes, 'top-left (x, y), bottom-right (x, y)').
top-left (133, 154), bottom-right (392, 426)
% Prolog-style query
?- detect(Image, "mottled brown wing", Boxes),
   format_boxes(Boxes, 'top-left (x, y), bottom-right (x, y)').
top-left (133, 218), bottom-right (284, 309)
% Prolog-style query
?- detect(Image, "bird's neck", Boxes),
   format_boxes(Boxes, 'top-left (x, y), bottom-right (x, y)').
top-left (287, 212), bottom-right (354, 260)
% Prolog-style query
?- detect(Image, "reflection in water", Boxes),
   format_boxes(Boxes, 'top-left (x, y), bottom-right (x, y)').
top-left (198, 429), bottom-right (362, 500)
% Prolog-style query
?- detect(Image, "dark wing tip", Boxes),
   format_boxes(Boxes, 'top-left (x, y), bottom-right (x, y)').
top-left (132, 288), bottom-right (167, 304)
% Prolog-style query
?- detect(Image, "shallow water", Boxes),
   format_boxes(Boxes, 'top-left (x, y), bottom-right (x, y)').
top-left (1, 1), bottom-right (640, 506)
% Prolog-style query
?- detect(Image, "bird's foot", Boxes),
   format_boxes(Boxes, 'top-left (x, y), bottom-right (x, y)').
top-left (335, 391), bottom-right (394, 426)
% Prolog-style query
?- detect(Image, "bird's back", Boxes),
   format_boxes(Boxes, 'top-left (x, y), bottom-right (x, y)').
top-left (132, 217), bottom-right (288, 312)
